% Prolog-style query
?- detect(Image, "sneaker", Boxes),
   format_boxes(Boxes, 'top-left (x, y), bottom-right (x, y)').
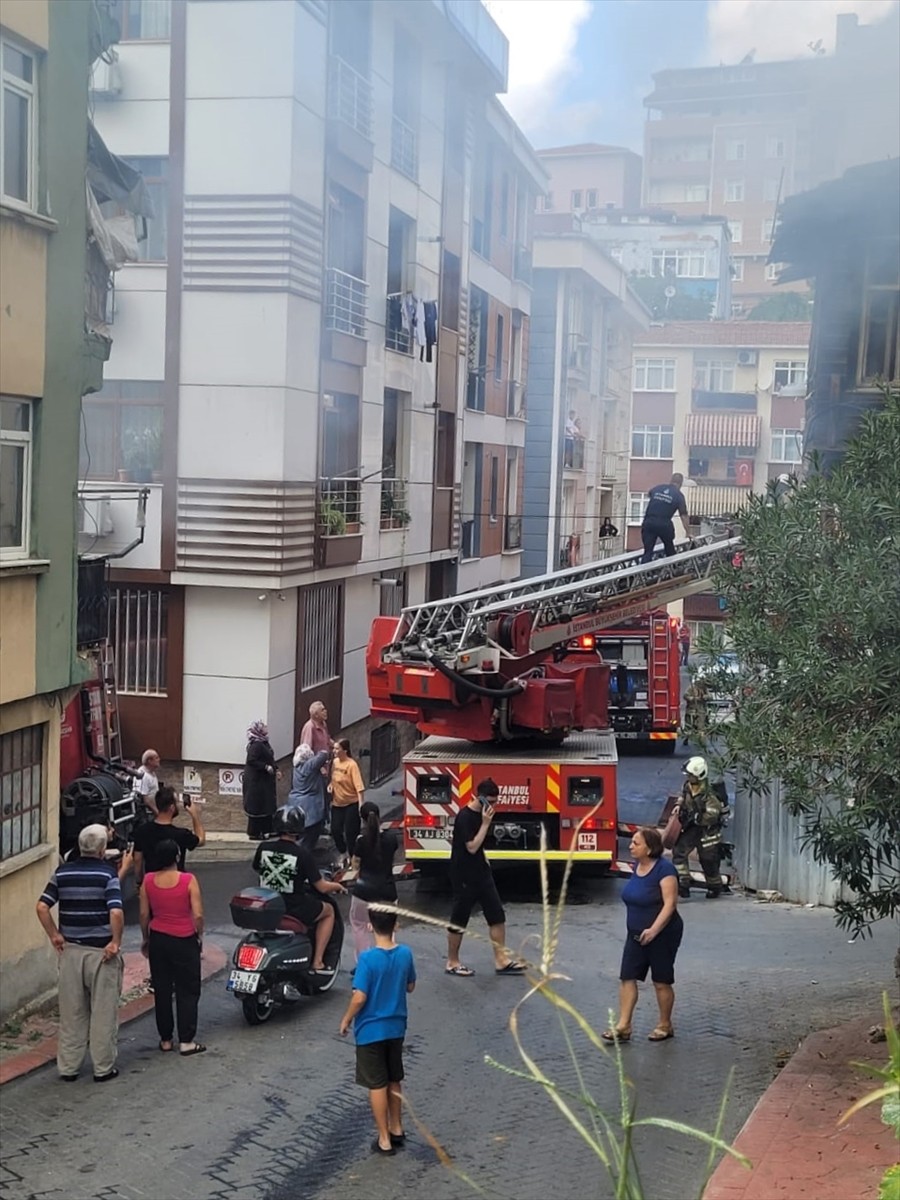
top-left (678, 886), bottom-right (691, 900)
top-left (706, 888), bottom-right (722, 899)
top-left (282, 982), bottom-right (303, 1001)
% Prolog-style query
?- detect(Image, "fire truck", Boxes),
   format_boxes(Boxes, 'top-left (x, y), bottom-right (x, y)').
top-left (366, 535), bottom-right (739, 872)
top-left (594, 610), bottom-right (681, 752)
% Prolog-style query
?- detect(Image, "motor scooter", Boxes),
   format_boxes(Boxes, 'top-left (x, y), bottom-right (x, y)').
top-left (227, 886), bottom-right (344, 1025)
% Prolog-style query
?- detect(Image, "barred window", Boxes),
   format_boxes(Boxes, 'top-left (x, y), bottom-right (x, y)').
top-left (301, 583), bottom-right (342, 690)
top-left (1, 724), bottom-right (44, 861)
top-left (109, 587), bottom-right (168, 695)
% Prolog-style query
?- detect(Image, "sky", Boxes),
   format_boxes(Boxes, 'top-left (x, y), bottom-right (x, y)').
top-left (485, 0), bottom-right (900, 151)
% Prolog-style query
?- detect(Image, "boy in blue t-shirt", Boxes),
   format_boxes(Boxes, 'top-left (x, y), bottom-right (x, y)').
top-left (339, 907), bottom-right (416, 1155)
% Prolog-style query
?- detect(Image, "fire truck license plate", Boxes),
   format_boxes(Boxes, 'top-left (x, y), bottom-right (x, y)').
top-left (408, 827), bottom-right (446, 840)
top-left (577, 832), bottom-right (598, 851)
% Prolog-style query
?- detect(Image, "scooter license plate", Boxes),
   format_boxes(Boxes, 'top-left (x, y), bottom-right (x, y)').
top-left (227, 969), bottom-right (261, 994)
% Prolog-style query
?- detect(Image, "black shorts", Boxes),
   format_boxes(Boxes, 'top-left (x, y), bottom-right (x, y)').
top-left (355, 1037), bottom-right (405, 1089)
top-left (448, 877), bottom-right (505, 930)
top-left (286, 892), bottom-right (326, 928)
top-left (619, 914), bottom-right (683, 985)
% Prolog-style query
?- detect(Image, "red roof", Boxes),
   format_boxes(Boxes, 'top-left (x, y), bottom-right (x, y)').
top-left (633, 321), bottom-right (811, 347)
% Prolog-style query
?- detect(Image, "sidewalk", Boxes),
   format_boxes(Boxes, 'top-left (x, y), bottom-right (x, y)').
top-left (704, 1011), bottom-right (897, 1200)
top-left (0, 942), bottom-right (228, 1087)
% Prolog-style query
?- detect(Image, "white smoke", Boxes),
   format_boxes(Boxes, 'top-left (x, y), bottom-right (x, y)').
top-left (706, 0), bottom-right (899, 63)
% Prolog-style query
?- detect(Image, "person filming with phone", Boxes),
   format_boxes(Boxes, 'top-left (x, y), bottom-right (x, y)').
top-left (133, 786), bottom-right (206, 885)
top-left (445, 778), bottom-right (526, 978)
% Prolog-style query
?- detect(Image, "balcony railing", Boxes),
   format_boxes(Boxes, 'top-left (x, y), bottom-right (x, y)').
top-left (504, 514), bottom-right (522, 551)
top-left (564, 437), bottom-right (585, 470)
top-left (513, 244), bottom-right (533, 285)
top-left (318, 477), bottom-right (362, 536)
top-left (328, 56), bottom-right (373, 141)
top-left (325, 268), bottom-right (367, 337)
top-left (599, 451), bottom-right (620, 480)
top-left (385, 293), bottom-right (412, 354)
top-left (391, 113), bottom-right (418, 180)
top-left (559, 531), bottom-right (583, 569)
top-left (380, 479), bottom-right (411, 530)
top-left (507, 379), bottom-right (526, 418)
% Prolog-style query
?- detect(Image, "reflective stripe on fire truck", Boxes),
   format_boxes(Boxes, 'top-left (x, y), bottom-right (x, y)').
top-left (458, 762), bottom-right (472, 803)
top-left (648, 732), bottom-right (677, 740)
top-left (406, 849), bottom-right (614, 862)
top-left (546, 763), bottom-right (560, 813)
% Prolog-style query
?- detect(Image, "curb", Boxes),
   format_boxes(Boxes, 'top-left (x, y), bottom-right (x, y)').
top-left (0, 942), bottom-right (228, 1087)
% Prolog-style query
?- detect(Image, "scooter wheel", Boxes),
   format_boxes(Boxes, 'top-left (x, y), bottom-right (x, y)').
top-left (242, 990), bottom-right (274, 1025)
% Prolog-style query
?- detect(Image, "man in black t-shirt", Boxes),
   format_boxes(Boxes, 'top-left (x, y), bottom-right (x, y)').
top-left (133, 786), bottom-right (204, 882)
top-left (445, 779), bottom-right (525, 978)
top-left (640, 473), bottom-right (689, 563)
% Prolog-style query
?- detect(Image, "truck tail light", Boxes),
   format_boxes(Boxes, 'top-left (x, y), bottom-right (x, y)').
top-left (580, 818), bottom-right (616, 832)
top-left (405, 812), bottom-right (442, 828)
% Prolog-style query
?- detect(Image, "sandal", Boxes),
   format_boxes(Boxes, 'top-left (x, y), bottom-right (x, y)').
top-left (389, 1132), bottom-right (406, 1147)
top-left (158, 1040), bottom-right (173, 1053)
top-left (495, 961), bottom-right (526, 975)
top-left (179, 1043), bottom-right (207, 1056)
top-left (647, 1027), bottom-right (674, 1042)
top-left (601, 1028), bottom-right (632, 1043)
top-left (445, 964), bottom-right (475, 976)
top-left (371, 1139), bottom-right (395, 1156)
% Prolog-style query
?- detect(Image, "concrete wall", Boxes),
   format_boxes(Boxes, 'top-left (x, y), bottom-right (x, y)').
top-left (521, 271), bottom-right (561, 577)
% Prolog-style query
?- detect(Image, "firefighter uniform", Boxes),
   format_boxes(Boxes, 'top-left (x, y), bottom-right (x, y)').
top-left (672, 777), bottom-right (727, 896)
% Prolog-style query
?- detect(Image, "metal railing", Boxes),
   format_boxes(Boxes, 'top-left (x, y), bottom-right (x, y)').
top-left (504, 514), bottom-right (522, 551)
top-left (564, 437), bottom-right (585, 470)
top-left (380, 479), bottom-right (410, 530)
top-left (391, 113), bottom-right (418, 180)
top-left (325, 268), bottom-right (367, 337)
top-left (507, 380), bottom-right (526, 418)
top-left (328, 56), bottom-right (373, 140)
top-left (559, 531), bottom-right (583, 569)
top-left (318, 477), bottom-right (362, 535)
top-left (385, 293), bottom-right (411, 354)
top-left (513, 244), bottom-right (533, 284)
top-left (599, 451), bottom-right (620, 480)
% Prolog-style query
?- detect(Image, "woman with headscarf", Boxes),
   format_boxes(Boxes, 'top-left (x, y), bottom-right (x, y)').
top-left (242, 720), bottom-right (279, 841)
top-left (287, 741), bottom-right (331, 853)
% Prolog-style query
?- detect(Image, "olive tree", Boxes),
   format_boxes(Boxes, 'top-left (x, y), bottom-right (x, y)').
top-left (704, 387), bottom-right (900, 936)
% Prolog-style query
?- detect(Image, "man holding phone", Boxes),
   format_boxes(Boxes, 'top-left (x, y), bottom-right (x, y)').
top-left (445, 778), bottom-right (525, 977)
top-left (133, 786), bottom-right (205, 885)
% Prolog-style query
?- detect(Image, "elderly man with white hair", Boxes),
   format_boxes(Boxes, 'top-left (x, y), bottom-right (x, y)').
top-left (36, 824), bottom-right (125, 1082)
top-left (287, 742), bottom-right (331, 853)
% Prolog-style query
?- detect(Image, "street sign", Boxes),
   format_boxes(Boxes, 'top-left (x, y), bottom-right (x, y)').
top-left (218, 768), bottom-right (244, 796)
top-left (183, 766), bottom-right (202, 794)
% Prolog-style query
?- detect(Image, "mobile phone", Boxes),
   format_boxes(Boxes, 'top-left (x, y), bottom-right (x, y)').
top-left (182, 793), bottom-right (192, 809)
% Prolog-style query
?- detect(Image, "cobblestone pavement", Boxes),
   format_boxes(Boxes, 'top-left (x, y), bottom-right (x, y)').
top-left (1, 855), bottom-right (895, 1200)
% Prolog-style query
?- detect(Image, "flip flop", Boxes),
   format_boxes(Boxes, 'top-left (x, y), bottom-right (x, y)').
top-left (445, 964), bottom-right (475, 976)
top-left (495, 961), bottom-right (526, 975)
top-left (179, 1043), bottom-right (207, 1056)
top-left (648, 1028), bottom-right (674, 1042)
top-left (158, 1040), bottom-right (174, 1053)
top-left (390, 1133), bottom-right (406, 1147)
top-left (601, 1029), bottom-right (632, 1043)
top-left (371, 1139), bottom-right (395, 1156)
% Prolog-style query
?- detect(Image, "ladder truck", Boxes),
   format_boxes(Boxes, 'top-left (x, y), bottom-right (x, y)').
top-left (366, 535), bottom-right (740, 872)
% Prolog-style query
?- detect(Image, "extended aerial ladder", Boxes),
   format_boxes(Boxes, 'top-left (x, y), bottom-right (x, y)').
top-left (367, 535), bottom-right (741, 743)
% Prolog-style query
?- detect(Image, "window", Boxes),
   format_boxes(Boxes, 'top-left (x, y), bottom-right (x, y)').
top-left (117, 0), bottom-right (172, 39)
top-left (109, 588), bottom-right (168, 695)
top-left (466, 286), bottom-right (487, 410)
top-left (627, 493), bottom-right (648, 525)
top-left (724, 179), bottom-right (744, 203)
top-left (694, 360), bottom-right (736, 392)
top-left (761, 218), bottom-right (775, 242)
top-left (571, 189), bottom-right (583, 210)
top-left (123, 157), bottom-right (168, 261)
top-left (494, 313), bottom-right (504, 381)
top-left (543, 192), bottom-right (554, 212)
top-left (0, 398), bottom-right (32, 558)
top-left (651, 249), bottom-right (706, 278)
top-left (436, 411), bottom-right (455, 487)
top-left (647, 182), bottom-right (709, 204)
top-left (765, 262), bottom-right (781, 281)
top-left (763, 177), bottom-right (780, 203)
top-left (766, 135), bottom-right (786, 159)
top-left (1, 725), bottom-right (44, 861)
top-left (731, 259), bottom-right (744, 282)
top-left (858, 244), bottom-right (900, 385)
top-left (728, 220), bottom-right (743, 245)
top-left (499, 172), bottom-right (509, 239)
top-left (685, 183), bottom-right (709, 202)
top-left (80, 400), bottom-right (163, 480)
top-left (633, 358), bottom-right (676, 391)
top-left (1, 37), bottom-right (36, 208)
top-left (631, 424), bottom-right (674, 459)
top-left (650, 138), bottom-right (711, 163)
top-left (725, 139), bottom-right (745, 161)
top-left (378, 571), bottom-right (407, 619)
top-left (439, 250), bottom-right (460, 332)
top-left (770, 428), bottom-right (803, 463)
top-left (301, 583), bottom-right (342, 690)
top-left (773, 360), bottom-right (807, 392)
top-left (586, 188), bottom-right (598, 208)
top-left (731, 301), bottom-right (745, 318)
top-left (489, 455), bottom-right (499, 522)
top-left (693, 389), bottom-right (756, 411)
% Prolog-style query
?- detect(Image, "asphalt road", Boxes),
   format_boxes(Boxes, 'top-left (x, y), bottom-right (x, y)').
top-left (2, 742), bottom-right (896, 1200)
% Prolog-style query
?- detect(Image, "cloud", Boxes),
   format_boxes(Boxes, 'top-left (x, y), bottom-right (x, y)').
top-left (485, 0), bottom-right (592, 139)
top-left (705, 0), bottom-right (899, 63)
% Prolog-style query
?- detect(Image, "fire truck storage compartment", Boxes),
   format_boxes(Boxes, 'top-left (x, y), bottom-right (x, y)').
top-left (508, 677), bottom-right (576, 732)
top-left (543, 661), bottom-right (609, 729)
top-left (415, 774), bottom-right (453, 807)
top-left (568, 775), bottom-right (604, 807)
top-left (484, 813), bottom-right (560, 853)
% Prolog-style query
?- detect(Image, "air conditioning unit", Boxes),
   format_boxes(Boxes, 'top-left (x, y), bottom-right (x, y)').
top-left (90, 54), bottom-right (122, 98)
top-left (737, 349), bottom-right (758, 366)
top-left (80, 496), bottom-right (114, 537)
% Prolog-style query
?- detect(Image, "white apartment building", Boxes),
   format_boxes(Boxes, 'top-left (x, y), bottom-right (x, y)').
top-left (84, 0), bottom-right (541, 803)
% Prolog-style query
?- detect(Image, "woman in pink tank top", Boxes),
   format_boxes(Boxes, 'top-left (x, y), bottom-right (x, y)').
top-left (139, 838), bottom-right (206, 1055)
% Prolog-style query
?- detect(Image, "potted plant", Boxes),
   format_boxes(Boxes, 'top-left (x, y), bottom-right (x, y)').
top-left (319, 497), bottom-right (348, 536)
top-left (122, 423), bottom-right (161, 484)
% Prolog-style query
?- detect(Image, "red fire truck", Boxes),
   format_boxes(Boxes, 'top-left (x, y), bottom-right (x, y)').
top-left (594, 610), bottom-right (681, 752)
top-left (366, 536), bottom-right (738, 872)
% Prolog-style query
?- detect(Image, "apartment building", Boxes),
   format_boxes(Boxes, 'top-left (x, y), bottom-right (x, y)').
top-left (1, 0), bottom-right (118, 1016)
top-left (85, 0), bottom-right (539, 806)
top-left (537, 143), bottom-right (642, 214)
top-left (643, 10), bottom-right (900, 314)
top-left (626, 320), bottom-right (810, 629)
top-left (521, 214), bottom-right (649, 577)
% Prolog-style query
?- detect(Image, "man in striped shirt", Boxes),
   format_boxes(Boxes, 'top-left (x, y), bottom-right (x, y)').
top-left (36, 824), bottom-right (124, 1082)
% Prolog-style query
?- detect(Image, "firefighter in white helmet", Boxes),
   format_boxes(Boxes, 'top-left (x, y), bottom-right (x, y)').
top-left (672, 757), bottom-right (729, 899)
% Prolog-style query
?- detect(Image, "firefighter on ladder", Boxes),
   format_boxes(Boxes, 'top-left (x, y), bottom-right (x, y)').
top-left (671, 757), bottom-right (729, 899)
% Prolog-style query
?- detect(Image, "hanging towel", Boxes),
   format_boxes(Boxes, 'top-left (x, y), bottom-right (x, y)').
top-left (423, 300), bottom-right (438, 363)
top-left (401, 292), bottom-right (415, 335)
top-left (415, 298), bottom-right (427, 353)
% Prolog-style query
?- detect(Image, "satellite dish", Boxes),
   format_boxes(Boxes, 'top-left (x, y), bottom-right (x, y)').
top-left (664, 286), bottom-right (676, 298)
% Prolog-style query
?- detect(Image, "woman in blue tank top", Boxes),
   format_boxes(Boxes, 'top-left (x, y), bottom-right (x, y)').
top-left (601, 826), bottom-right (683, 1043)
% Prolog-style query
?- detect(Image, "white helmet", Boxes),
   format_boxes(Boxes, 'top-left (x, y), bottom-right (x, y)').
top-left (684, 756), bottom-right (708, 780)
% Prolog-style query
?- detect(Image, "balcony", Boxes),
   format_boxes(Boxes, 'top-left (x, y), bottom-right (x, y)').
top-left (385, 293), bottom-right (412, 354)
top-left (599, 451), bottom-right (620, 481)
top-left (317, 477), bottom-right (362, 568)
top-left (503, 514), bottom-right (522, 551)
top-left (507, 380), bottom-right (526, 419)
top-left (327, 56), bottom-right (373, 141)
top-left (513, 244), bottom-right (533, 285)
top-left (466, 368), bottom-right (486, 412)
top-left (564, 437), bottom-right (585, 471)
top-left (688, 485), bottom-right (754, 522)
top-left (325, 268), bottom-right (367, 338)
top-left (434, 0), bottom-right (509, 92)
top-left (380, 479), bottom-right (411, 531)
top-left (391, 114), bottom-right (418, 180)
top-left (686, 411), bottom-right (761, 448)
top-left (559, 531), bottom-right (583, 569)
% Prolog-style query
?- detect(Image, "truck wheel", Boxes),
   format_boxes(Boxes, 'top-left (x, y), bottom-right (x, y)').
top-left (242, 990), bottom-right (274, 1025)
top-left (660, 739), bottom-right (677, 756)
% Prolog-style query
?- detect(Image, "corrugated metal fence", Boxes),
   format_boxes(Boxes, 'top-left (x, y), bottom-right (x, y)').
top-left (732, 778), bottom-right (851, 907)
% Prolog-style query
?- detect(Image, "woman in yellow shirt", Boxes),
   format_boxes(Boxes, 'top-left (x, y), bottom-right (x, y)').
top-left (329, 739), bottom-right (365, 869)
